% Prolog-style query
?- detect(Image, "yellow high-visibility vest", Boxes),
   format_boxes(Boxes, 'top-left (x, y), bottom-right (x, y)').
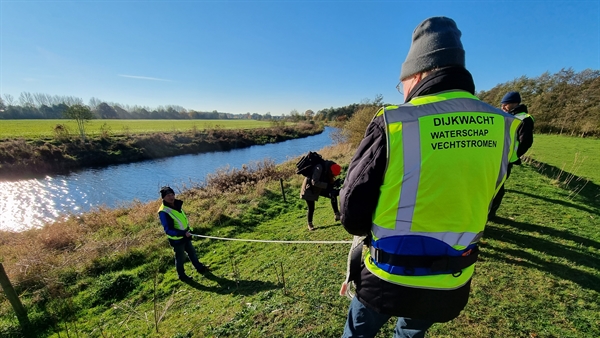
top-left (365, 90), bottom-right (521, 290)
top-left (514, 112), bottom-right (534, 122)
top-left (158, 204), bottom-right (190, 241)
top-left (511, 111), bottom-right (533, 161)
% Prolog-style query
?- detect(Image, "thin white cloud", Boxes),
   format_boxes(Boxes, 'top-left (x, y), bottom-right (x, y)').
top-left (118, 74), bottom-right (173, 82)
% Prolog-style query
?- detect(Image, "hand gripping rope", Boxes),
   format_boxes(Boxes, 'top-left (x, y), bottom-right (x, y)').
top-left (339, 235), bottom-right (366, 299)
top-left (189, 233), bottom-right (363, 299)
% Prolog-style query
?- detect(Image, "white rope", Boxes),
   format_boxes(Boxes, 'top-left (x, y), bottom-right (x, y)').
top-left (190, 233), bottom-right (352, 244)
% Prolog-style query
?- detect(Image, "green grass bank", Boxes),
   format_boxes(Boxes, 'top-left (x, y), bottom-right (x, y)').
top-left (0, 136), bottom-right (598, 337)
top-left (526, 134), bottom-right (600, 182)
top-left (0, 120), bottom-right (321, 179)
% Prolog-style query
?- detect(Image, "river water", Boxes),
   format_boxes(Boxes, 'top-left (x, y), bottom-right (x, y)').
top-left (0, 127), bottom-right (337, 232)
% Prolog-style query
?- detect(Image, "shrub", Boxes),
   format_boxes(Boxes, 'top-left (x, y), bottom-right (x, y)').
top-left (38, 222), bottom-right (78, 252)
top-left (342, 105), bottom-right (379, 147)
top-left (204, 159), bottom-right (285, 194)
top-left (99, 122), bottom-right (112, 140)
top-left (53, 124), bottom-right (70, 141)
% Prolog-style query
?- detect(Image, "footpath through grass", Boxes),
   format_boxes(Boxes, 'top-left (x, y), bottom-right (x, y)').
top-left (0, 119), bottom-right (276, 139)
top-left (0, 137), bottom-right (598, 337)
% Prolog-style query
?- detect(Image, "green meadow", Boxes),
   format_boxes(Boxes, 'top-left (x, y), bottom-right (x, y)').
top-left (0, 119), bottom-right (277, 139)
top-left (527, 134), bottom-right (599, 182)
top-left (0, 136), bottom-right (598, 337)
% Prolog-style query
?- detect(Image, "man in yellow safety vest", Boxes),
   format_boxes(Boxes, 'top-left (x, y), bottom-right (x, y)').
top-left (158, 186), bottom-right (207, 281)
top-left (489, 91), bottom-right (534, 220)
top-left (339, 16), bottom-right (521, 337)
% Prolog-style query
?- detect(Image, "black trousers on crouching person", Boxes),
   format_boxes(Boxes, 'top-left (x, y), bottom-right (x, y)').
top-left (306, 195), bottom-right (339, 224)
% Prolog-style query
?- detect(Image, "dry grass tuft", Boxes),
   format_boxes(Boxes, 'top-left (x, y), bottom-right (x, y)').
top-left (37, 222), bottom-right (79, 251)
top-left (204, 159), bottom-right (286, 194)
top-left (125, 200), bottom-right (163, 226)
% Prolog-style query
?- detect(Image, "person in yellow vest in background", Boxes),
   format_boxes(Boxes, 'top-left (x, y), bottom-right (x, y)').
top-left (158, 186), bottom-right (207, 282)
top-left (339, 17), bottom-right (521, 337)
top-left (488, 91), bottom-right (534, 220)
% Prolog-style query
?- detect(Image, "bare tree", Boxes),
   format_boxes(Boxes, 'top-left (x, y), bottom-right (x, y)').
top-left (373, 94), bottom-right (384, 106)
top-left (2, 94), bottom-right (15, 106)
top-left (289, 109), bottom-right (302, 122)
top-left (19, 92), bottom-right (35, 107)
top-left (49, 95), bottom-right (61, 106)
top-left (166, 104), bottom-right (187, 113)
top-left (51, 95), bottom-right (70, 106)
top-left (88, 97), bottom-right (102, 111)
top-left (33, 92), bottom-right (51, 107)
top-left (64, 96), bottom-right (84, 106)
top-left (64, 104), bottom-right (94, 141)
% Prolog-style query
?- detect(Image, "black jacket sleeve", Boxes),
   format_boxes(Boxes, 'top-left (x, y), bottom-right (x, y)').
top-left (340, 115), bottom-right (388, 236)
top-left (516, 116), bottom-right (534, 158)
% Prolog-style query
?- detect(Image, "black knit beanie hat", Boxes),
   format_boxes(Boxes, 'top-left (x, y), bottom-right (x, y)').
top-left (501, 91), bottom-right (521, 104)
top-left (160, 186), bottom-right (175, 198)
top-left (400, 16), bottom-right (465, 80)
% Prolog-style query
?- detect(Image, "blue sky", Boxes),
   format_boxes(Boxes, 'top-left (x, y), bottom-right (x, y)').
top-left (1, 1), bottom-right (599, 115)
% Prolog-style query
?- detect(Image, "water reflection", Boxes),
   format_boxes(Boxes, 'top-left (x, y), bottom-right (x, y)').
top-left (0, 127), bottom-right (335, 231)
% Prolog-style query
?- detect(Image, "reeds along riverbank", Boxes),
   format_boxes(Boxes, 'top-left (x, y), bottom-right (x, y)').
top-left (0, 122), bottom-right (324, 180)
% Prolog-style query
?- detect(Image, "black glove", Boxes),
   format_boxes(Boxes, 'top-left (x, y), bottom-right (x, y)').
top-left (333, 178), bottom-right (343, 188)
top-left (330, 188), bottom-right (340, 198)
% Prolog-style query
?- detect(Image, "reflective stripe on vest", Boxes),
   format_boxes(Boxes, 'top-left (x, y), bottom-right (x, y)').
top-left (514, 112), bottom-right (534, 122)
top-left (158, 205), bottom-right (189, 240)
top-left (365, 90), bottom-right (521, 290)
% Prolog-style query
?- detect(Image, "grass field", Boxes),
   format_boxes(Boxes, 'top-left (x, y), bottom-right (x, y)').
top-left (527, 134), bottom-right (600, 183)
top-left (0, 136), bottom-right (598, 337)
top-left (0, 119), bottom-right (278, 139)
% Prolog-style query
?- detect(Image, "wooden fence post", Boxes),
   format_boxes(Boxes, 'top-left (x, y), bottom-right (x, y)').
top-left (0, 263), bottom-right (32, 336)
top-left (279, 178), bottom-right (287, 202)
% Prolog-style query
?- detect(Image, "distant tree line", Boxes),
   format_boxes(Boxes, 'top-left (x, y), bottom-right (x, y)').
top-left (0, 94), bottom-right (280, 121)
top-left (3, 68), bottom-right (598, 136)
top-left (477, 68), bottom-right (599, 137)
top-left (317, 68), bottom-right (599, 138)
top-left (314, 94), bottom-right (384, 122)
